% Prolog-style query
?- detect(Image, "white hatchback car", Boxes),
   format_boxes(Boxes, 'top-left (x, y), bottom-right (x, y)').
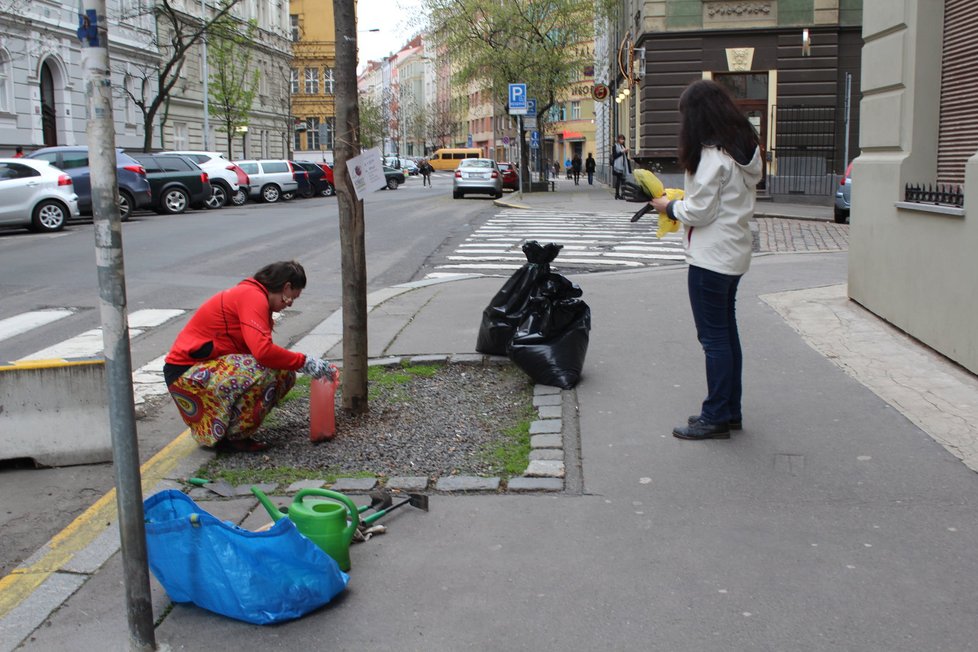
top-left (0, 158), bottom-right (79, 232)
top-left (163, 150), bottom-right (241, 208)
top-left (233, 160), bottom-right (299, 203)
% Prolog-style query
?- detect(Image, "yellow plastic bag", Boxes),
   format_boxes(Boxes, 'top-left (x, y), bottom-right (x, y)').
top-left (632, 169), bottom-right (684, 238)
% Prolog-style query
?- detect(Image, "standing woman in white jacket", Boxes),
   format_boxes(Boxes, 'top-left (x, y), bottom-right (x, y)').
top-left (651, 79), bottom-right (763, 440)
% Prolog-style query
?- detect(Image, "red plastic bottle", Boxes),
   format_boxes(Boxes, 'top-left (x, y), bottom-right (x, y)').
top-left (309, 370), bottom-right (340, 442)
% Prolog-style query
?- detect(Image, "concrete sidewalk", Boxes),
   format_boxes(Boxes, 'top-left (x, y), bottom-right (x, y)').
top-left (3, 183), bottom-right (977, 651)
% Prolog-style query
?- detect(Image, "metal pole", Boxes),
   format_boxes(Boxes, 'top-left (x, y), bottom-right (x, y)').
top-left (201, 0), bottom-right (210, 150)
top-left (843, 72), bottom-right (851, 169)
top-left (78, 2), bottom-right (156, 650)
top-left (517, 114), bottom-right (523, 200)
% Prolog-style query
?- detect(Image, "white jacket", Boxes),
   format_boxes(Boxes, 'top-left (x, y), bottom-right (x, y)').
top-left (669, 145), bottom-right (763, 276)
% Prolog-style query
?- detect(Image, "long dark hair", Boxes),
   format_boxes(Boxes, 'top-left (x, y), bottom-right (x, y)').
top-left (253, 260), bottom-right (306, 292)
top-left (677, 79), bottom-right (760, 174)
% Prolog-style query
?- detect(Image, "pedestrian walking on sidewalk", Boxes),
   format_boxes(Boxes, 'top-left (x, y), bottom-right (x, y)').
top-left (611, 134), bottom-right (630, 199)
top-left (585, 152), bottom-right (596, 184)
top-left (571, 154), bottom-right (582, 185)
top-left (650, 79), bottom-right (763, 440)
top-left (163, 261), bottom-right (336, 452)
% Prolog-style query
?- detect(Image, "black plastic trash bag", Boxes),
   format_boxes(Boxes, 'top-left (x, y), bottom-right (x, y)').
top-left (476, 241), bottom-right (564, 355)
top-left (507, 274), bottom-right (590, 389)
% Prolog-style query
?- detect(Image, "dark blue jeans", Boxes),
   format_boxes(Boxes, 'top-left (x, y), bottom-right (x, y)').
top-left (687, 265), bottom-right (743, 424)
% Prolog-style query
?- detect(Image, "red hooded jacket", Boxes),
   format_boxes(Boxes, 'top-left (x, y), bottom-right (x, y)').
top-left (165, 278), bottom-right (305, 370)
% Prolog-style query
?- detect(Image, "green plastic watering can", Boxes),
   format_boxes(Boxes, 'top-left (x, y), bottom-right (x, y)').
top-left (251, 486), bottom-right (360, 571)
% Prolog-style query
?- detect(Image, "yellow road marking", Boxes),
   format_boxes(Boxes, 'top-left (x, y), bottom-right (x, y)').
top-left (0, 430), bottom-right (198, 620)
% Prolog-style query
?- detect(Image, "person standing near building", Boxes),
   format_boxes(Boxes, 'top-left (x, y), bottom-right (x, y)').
top-left (419, 159), bottom-right (433, 187)
top-left (611, 135), bottom-right (630, 199)
top-left (13, 146), bottom-right (24, 158)
top-left (650, 79), bottom-right (762, 441)
top-left (585, 153), bottom-right (596, 185)
top-left (571, 154), bottom-right (582, 185)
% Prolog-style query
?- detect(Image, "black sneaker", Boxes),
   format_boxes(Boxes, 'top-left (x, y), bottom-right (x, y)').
top-left (673, 419), bottom-right (731, 440)
top-left (688, 415), bottom-right (742, 431)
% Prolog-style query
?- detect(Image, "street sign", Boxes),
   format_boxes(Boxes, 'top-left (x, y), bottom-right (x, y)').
top-left (529, 131), bottom-right (540, 149)
top-left (502, 136), bottom-right (510, 145)
top-left (508, 83), bottom-right (527, 115)
top-left (467, 134), bottom-right (473, 147)
top-left (527, 99), bottom-right (537, 117)
top-left (524, 116), bottom-right (537, 130)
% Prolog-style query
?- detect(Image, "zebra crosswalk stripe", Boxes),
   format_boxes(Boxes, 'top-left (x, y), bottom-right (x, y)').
top-left (17, 309), bottom-right (185, 362)
top-left (433, 208), bottom-right (684, 274)
top-left (0, 310), bottom-right (74, 343)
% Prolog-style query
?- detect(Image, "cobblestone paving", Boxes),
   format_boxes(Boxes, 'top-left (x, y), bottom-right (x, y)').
top-left (755, 217), bottom-right (849, 253)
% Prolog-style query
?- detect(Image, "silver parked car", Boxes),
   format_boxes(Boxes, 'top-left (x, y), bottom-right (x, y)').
top-left (233, 159), bottom-right (299, 203)
top-left (834, 161), bottom-right (851, 224)
top-left (452, 158), bottom-right (503, 199)
top-left (0, 158), bottom-right (79, 233)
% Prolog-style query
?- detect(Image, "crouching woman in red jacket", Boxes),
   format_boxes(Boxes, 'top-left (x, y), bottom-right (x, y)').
top-left (163, 260), bottom-right (334, 452)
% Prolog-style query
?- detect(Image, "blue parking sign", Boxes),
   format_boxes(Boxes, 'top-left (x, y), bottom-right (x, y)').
top-left (508, 83), bottom-right (527, 114)
top-left (527, 99), bottom-right (537, 117)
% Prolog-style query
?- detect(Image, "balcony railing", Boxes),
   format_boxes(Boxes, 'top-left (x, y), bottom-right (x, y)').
top-left (904, 183), bottom-right (964, 208)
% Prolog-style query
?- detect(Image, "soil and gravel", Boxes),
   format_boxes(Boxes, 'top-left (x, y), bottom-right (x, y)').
top-left (202, 363), bottom-right (535, 481)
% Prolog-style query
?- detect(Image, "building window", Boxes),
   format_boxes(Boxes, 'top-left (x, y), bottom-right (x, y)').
top-left (323, 68), bottom-right (334, 94)
top-left (0, 53), bottom-right (11, 112)
top-left (570, 101), bottom-right (581, 120)
top-left (308, 117), bottom-right (320, 149)
top-left (124, 74), bottom-right (137, 124)
top-left (290, 68), bottom-right (299, 94)
top-left (304, 67), bottom-right (319, 94)
top-left (322, 118), bottom-right (334, 150)
top-left (173, 122), bottom-right (188, 149)
top-left (290, 15), bottom-right (299, 42)
top-left (294, 127), bottom-right (302, 153)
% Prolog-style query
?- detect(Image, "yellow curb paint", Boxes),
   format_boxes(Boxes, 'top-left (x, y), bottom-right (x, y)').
top-left (0, 430), bottom-right (197, 620)
top-left (0, 358), bottom-right (103, 371)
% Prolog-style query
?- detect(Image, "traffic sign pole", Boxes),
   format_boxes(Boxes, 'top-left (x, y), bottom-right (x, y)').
top-left (517, 115), bottom-right (523, 199)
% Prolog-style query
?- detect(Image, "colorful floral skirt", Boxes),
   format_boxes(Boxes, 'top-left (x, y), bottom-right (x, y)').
top-left (167, 354), bottom-right (296, 447)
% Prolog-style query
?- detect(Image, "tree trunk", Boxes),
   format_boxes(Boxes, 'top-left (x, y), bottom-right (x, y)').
top-left (332, 0), bottom-right (369, 414)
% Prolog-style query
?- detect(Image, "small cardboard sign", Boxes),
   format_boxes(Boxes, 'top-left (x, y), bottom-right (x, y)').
top-left (346, 147), bottom-right (386, 200)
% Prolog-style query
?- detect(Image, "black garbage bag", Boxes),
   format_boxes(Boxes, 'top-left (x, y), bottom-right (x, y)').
top-left (475, 241), bottom-right (564, 355)
top-left (507, 274), bottom-right (590, 389)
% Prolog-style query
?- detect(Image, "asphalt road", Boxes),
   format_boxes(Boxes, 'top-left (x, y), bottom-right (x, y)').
top-left (0, 172), bottom-right (494, 575)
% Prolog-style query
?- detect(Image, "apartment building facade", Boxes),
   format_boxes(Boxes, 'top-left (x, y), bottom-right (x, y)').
top-left (1, 0), bottom-right (293, 159)
top-left (613, 0), bottom-right (862, 199)
top-left (289, 0), bottom-right (337, 162)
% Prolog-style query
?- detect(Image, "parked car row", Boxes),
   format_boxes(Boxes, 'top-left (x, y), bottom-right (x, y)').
top-left (1, 147), bottom-right (420, 234)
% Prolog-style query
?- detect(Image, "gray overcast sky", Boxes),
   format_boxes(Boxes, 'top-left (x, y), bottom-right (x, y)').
top-left (356, 0), bottom-right (425, 71)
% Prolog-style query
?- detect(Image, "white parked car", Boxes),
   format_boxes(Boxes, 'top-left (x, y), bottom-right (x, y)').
top-left (233, 160), bottom-right (299, 203)
top-left (162, 150), bottom-right (242, 208)
top-left (0, 158), bottom-right (79, 232)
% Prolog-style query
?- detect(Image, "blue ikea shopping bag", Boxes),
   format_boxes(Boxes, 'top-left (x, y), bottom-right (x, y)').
top-left (143, 490), bottom-right (349, 625)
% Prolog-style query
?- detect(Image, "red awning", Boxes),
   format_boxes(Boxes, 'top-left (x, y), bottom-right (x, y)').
top-left (562, 131), bottom-right (584, 140)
